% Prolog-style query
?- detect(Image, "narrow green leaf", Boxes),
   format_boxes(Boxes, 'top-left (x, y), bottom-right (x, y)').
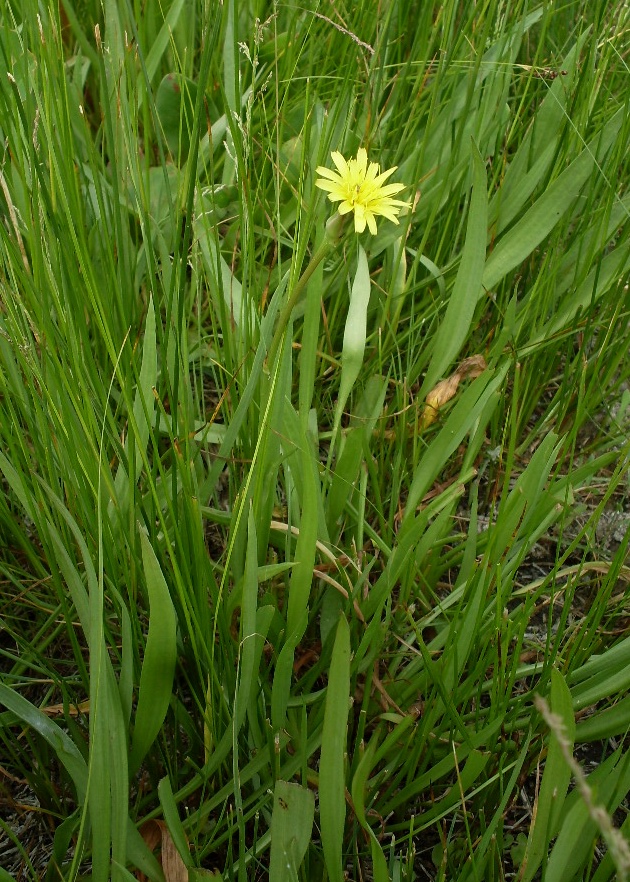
top-left (326, 376), bottom-right (388, 536)
top-left (570, 634), bottom-right (630, 686)
top-left (482, 107), bottom-right (623, 293)
top-left (199, 272), bottom-right (288, 494)
top-left (45, 813), bottom-right (78, 882)
top-left (279, 397), bottom-right (330, 543)
top-left (489, 432), bottom-right (561, 557)
top-left (285, 424), bottom-right (319, 640)
top-left (418, 751), bottom-right (491, 827)
top-left (0, 684), bottom-right (88, 802)
top-left (455, 737), bottom-right (531, 882)
top-left (133, 295), bottom-right (157, 474)
top-left (155, 74), bottom-right (198, 162)
top-left (271, 607), bottom-right (308, 732)
top-left (421, 140), bottom-right (488, 396)
top-left (222, 0), bottom-right (238, 117)
top-left (110, 584), bottom-right (134, 727)
top-left (335, 244), bottom-right (371, 431)
top-left (320, 615), bottom-right (351, 882)
top-left (268, 780), bottom-right (315, 881)
top-left (126, 820), bottom-right (166, 882)
top-left (363, 475), bottom-right (472, 622)
top-left (401, 364), bottom-right (508, 530)
top-left (194, 217), bottom-right (257, 335)
top-left (545, 243), bottom-right (630, 340)
top-left (234, 506), bottom-right (259, 733)
top-left (351, 735), bottom-right (390, 882)
top-left (221, 0), bottom-right (238, 184)
top-left (380, 718), bottom-right (504, 817)
top-left (111, 296), bottom-right (157, 516)
top-left (47, 523), bottom-right (90, 635)
top-left (545, 746), bottom-right (630, 882)
top-left (0, 452), bottom-right (37, 523)
top-left (441, 564), bottom-right (489, 696)
top-left (521, 670), bottom-right (575, 882)
top-left (142, 0), bottom-right (188, 89)
top-left (489, 34), bottom-right (587, 234)
top-left (571, 642), bottom-right (630, 710)
top-left (130, 528), bottom-right (178, 773)
top-left (576, 693), bottom-right (630, 742)
top-left (158, 777), bottom-right (193, 869)
top-left (107, 666), bottom-right (130, 881)
top-left (103, 0), bottom-right (125, 74)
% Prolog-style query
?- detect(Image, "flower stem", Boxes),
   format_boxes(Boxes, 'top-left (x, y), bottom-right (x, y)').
top-left (266, 214), bottom-right (345, 369)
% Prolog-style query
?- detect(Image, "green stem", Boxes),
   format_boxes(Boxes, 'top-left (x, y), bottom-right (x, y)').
top-left (266, 214), bottom-right (345, 369)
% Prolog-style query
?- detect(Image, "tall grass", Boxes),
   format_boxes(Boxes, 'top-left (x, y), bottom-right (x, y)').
top-left (0, 1), bottom-right (629, 879)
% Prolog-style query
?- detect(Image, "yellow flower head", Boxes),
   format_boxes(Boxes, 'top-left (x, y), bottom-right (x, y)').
top-left (315, 148), bottom-right (410, 235)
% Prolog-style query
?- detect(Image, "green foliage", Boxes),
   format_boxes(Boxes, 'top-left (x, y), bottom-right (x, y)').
top-left (268, 780), bottom-right (315, 881)
top-left (0, 0), bottom-right (629, 879)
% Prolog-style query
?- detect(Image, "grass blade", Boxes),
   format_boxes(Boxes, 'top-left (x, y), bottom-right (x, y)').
top-left (520, 670), bottom-right (575, 882)
top-left (482, 107), bottom-right (624, 293)
top-left (0, 685), bottom-right (88, 802)
top-left (421, 139), bottom-right (488, 396)
top-left (130, 528), bottom-right (178, 774)
top-left (268, 780), bottom-right (315, 881)
top-left (319, 614), bottom-right (351, 882)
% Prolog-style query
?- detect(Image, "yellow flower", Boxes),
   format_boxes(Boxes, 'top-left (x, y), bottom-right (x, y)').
top-left (315, 148), bottom-right (410, 235)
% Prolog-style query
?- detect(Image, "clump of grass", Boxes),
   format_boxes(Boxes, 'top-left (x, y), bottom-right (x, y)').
top-left (0, 1), bottom-right (629, 880)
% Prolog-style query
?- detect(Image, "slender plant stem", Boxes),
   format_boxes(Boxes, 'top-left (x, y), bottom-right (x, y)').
top-left (266, 214), bottom-right (345, 369)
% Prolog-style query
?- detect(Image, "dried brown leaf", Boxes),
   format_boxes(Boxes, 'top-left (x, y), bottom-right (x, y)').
top-left (419, 355), bottom-right (487, 429)
top-left (139, 819), bottom-right (188, 882)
